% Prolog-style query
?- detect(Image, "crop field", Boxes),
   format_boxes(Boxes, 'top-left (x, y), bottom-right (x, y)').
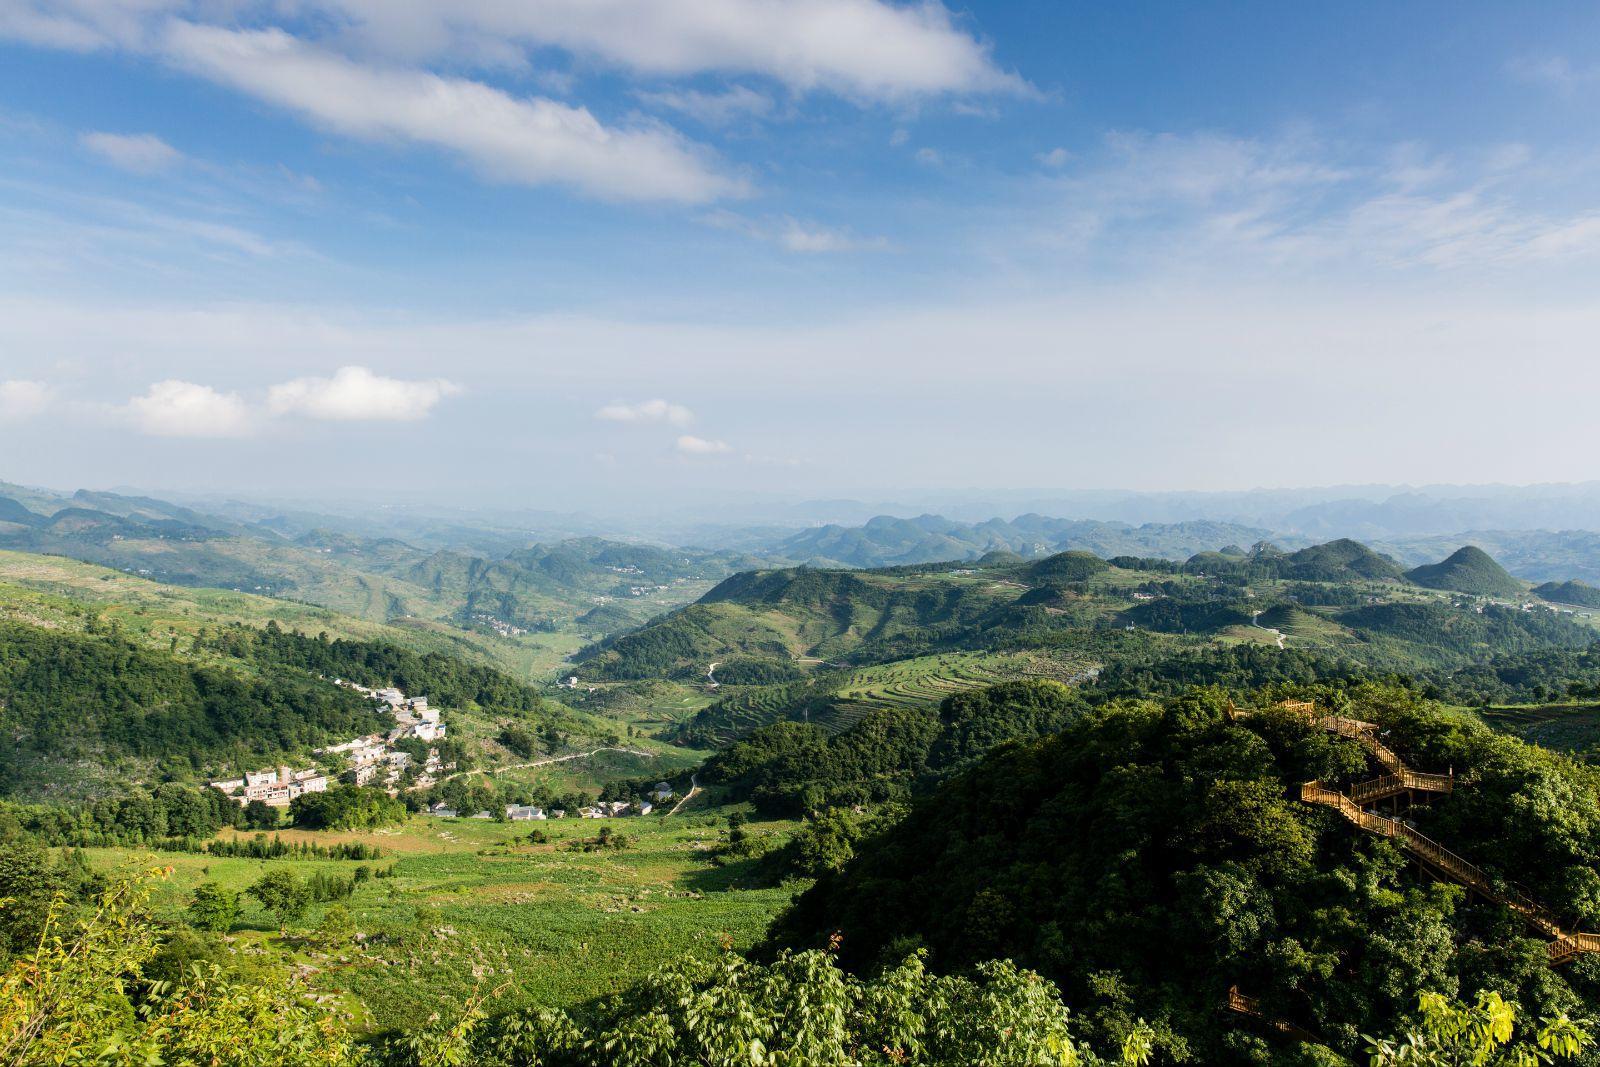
top-left (672, 649), bottom-right (1098, 744)
top-left (1478, 702), bottom-right (1600, 760)
top-left (822, 650), bottom-right (1095, 730)
top-left (85, 808), bottom-right (799, 1036)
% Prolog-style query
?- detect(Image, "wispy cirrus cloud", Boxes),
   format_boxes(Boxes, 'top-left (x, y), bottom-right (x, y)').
top-left (80, 130), bottom-right (185, 174)
top-left (675, 433), bottom-right (731, 455)
top-left (1030, 130), bottom-right (1600, 275)
top-left (701, 210), bottom-right (890, 253)
top-left (1506, 55), bottom-right (1600, 97)
top-left (635, 85), bottom-right (775, 127)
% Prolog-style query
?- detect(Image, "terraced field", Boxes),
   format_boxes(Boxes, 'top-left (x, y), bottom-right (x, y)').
top-left (1478, 702), bottom-right (1600, 761)
top-left (672, 650), bottom-right (1098, 745)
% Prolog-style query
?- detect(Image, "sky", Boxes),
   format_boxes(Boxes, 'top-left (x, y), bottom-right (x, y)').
top-left (4, 1), bottom-right (1600, 506)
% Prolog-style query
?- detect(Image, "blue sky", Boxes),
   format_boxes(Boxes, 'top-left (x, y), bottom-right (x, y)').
top-left (3, 1), bottom-right (1600, 504)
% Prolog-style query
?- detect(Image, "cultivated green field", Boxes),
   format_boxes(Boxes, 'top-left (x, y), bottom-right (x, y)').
top-left (87, 807), bottom-right (800, 1035)
top-left (1477, 702), bottom-right (1600, 760)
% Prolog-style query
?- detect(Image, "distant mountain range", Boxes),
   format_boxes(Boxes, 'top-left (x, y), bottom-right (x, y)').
top-left (767, 514), bottom-right (1293, 568)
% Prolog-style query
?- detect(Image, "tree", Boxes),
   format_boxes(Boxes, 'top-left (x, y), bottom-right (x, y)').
top-left (248, 870), bottom-right (310, 934)
top-left (316, 904), bottom-right (354, 946)
top-left (1365, 991), bottom-right (1590, 1065)
top-left (1, 874), bottom-right (360, 1066)
top-left (243, 800), bottom-right (279, 830)
top-left (187, 882), bottom-right (240, 934)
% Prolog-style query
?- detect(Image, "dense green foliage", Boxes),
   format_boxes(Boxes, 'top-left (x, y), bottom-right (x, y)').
top-left (0, 621), bottom-right (386, 793)
top-left (290, 786), bottom-right (408, 830)
top-left (0, 784), bottom-right (241, 846)
top-left (201, 621), bottom-right (543, 713)
top-left (379, 949), bottom-right (1145, 1067)
top-left (1027, 551), bottom-right (1112, 584)
top-left (1406, 546), bottom-right (1525, 596)
top-left (704, 680), bottom-right (1084, 816)
top-left (772, 686), bottom-right (1600, 1063)
top-left (1535, 581), bottom-right (1600, 608)
top-left (710, 656), bottom-right (808, 685)
top-left (1335, 602), bottom-right (1593, 663)
top-left (1, 875), bottom-right (363, 1065)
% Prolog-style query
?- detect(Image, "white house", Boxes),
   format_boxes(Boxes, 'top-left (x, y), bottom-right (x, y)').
top-left (506, 805), bottom-right (546, 820)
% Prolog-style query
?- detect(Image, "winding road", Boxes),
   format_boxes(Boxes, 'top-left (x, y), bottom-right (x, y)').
top-left (667, 773), bottom-right (702, 816)
top-left (1251, 611), bottom-right (1286, 649)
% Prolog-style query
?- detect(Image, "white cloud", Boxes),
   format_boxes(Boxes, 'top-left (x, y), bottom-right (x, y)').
top-left (1507, 55), bottom-right (1600, 96)
top-left (125, 379), bottom-right (252, 437)
top-left (914, 146), bottom-right (941, 166)
top-left (889, 127), bottom-right (910, 147)
top-left (161, 22), bottom-right (744, 204)
top-left (701, 210), bottom-right (888, 253)
top-left (79, 130), bottom-right (183, 174)
top-left (0, 0), bottom-right (1019, 101)
top-left (1030, 131), bottom-right (1600, 275)
top-left (273, 0), bottom-right (1021, 101)
top-left (0, 379), bottom-right (52, 420)
top-left (1036, 146), bottom-right (1070, 168)
top-left (595, 398), bottom-right (695, 426)
top-left (267, 365), bottom-right (460, 421)
top-left (776, 217), bottom-right (888, 253)
top-left (675, 433), bottom-right (731, 455)
top-left (635, 84), bottom-right (774, 126)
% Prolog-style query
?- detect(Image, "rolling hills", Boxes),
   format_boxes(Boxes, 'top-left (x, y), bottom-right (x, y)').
top-left (1405, 545), bottom-right (1525, 596)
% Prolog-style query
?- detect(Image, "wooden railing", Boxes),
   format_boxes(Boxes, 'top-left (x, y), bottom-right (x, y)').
top-left (1229, 697), bottom-right (1599, 1037)
top-left (1281, 699), bottom-right (1595, 964)
top-left (1225, 986), bottom-right (1261, 1016)
top-left (1550, 933), bottom-right (1600, 965)
top-left (1349, 769), bottom-right (1453, 805)
top-left (1223, 986), bottom-right (1320, 1043)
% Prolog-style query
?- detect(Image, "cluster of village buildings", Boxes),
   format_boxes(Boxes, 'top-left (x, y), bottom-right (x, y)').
top-left (426, 783), bottom-right (676, 821)
top-left (208, 683), bottom-right (452, 806)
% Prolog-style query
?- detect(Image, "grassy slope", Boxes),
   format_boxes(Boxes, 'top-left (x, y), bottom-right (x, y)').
top-left (87, 808), bottom-right (797, 1032)
top-left (0, 549), bottom-right (572, 681)
top-left (1476, 702), bottom-right (1600, 760)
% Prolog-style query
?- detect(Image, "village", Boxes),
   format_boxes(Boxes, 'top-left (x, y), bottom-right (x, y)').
top-left (208, 682), bottom-right (452, 807)
top-left (428, 781), bottom-right (677, 822)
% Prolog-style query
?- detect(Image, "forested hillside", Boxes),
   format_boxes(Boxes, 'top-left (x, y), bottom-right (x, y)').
top-left (0, 621), bottom-right (388, 799)
top-left (771, 685), bottom-right (1600, 1062)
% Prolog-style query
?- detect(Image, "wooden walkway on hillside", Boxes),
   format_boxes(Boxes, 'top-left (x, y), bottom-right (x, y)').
top-left (1233, 699), bottom-right (1600, 966)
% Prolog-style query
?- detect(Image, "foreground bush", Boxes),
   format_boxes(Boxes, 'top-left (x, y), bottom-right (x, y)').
top-left (382, 949), bottom-right (1152, 1067)
top-left (0, 872), bottom-right (361, 1066)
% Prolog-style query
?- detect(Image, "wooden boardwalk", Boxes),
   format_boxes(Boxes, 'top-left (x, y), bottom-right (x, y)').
top-left (1235, 699), bottom-right (1599, 966)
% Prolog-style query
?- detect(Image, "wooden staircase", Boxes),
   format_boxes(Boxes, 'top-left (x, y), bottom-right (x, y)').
top-left (1234, 699), bottom-right (1599, 966)
top-left (1223, 986), bottom-right (1320, 1044)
